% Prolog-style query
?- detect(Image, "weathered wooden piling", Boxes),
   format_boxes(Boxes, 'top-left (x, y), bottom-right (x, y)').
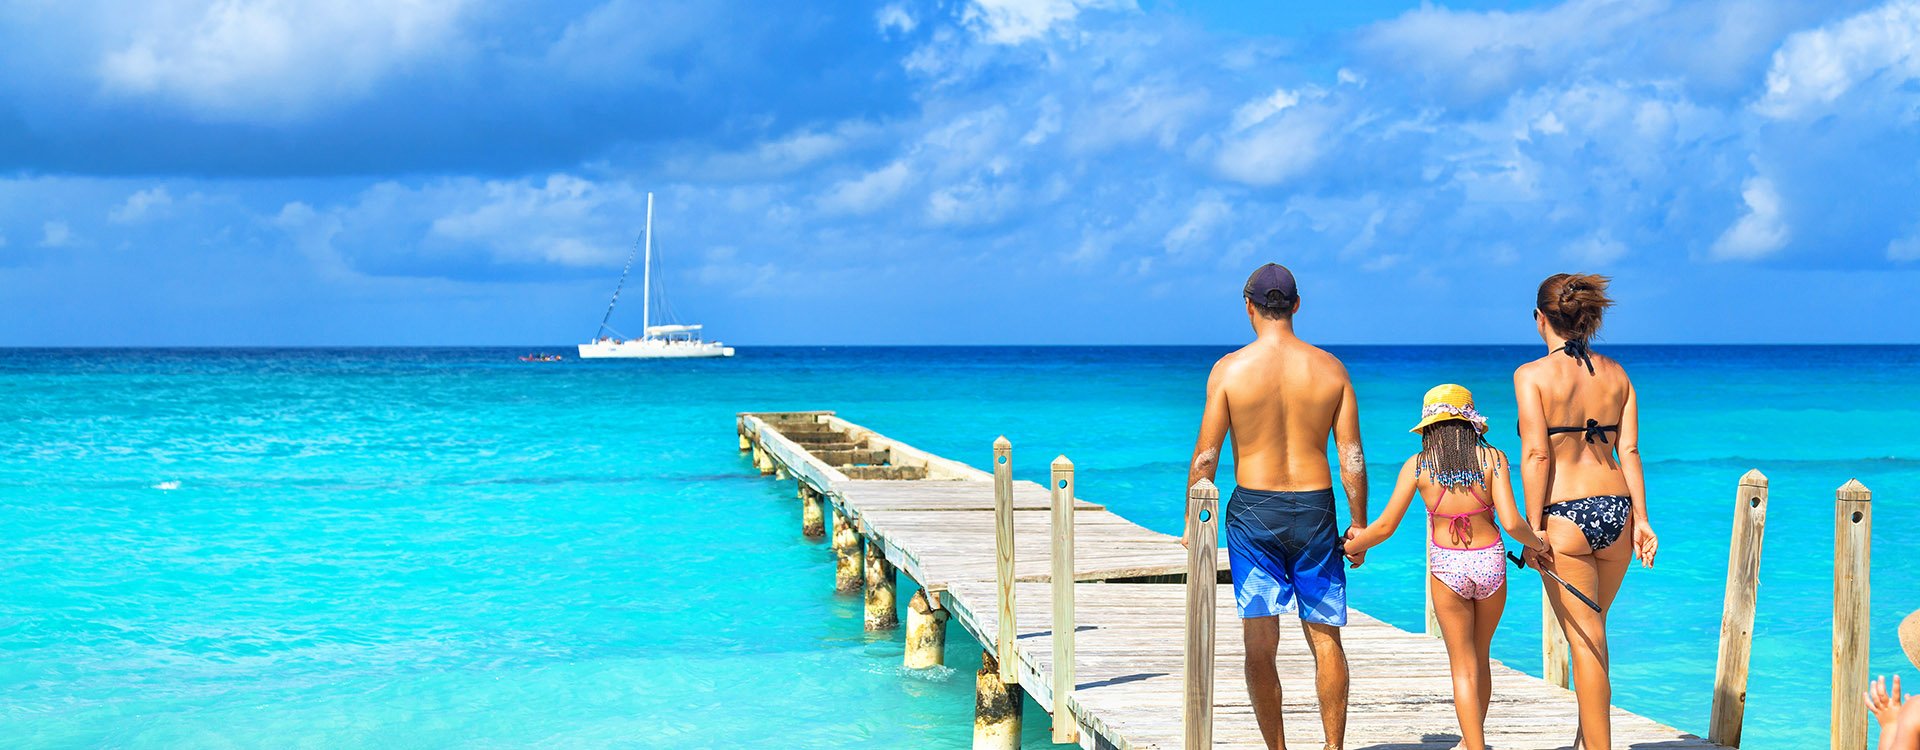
top-left (904, 590), bottom-right (949, 669)
top-left (865, 536), bottom-right (899, 631)
top-left (1544, 598), bottom-right (1571, 689)
top-left (831, 506), bottom-right (863, 593)
top-left (1049, 455), bottom-right (1078, 744)
top-left (1184, 479), bottom-right (1219, 750)
top-left (992, 437), bottom-right (1016, 684)
top-left (1832, 479), bottom-right (1872, 750)
top-left (1710, 469), bottom-right (1768, 747)
top-left (800, 485), bottom-right (825, 539)
top-left (975, 651), bottom-right (1022, 750)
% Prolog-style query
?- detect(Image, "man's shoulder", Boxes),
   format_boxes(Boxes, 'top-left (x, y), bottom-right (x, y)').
top-left (1291, 341), bottom-right (1349, 379)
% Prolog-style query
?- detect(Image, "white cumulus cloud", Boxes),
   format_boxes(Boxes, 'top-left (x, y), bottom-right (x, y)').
top-left (1757, 0), bottom-right (1920, 119)
top-left (961, 0), bottom-right (1132, 44)
top-left (98, 0), bottom-right (470, 122)
top-left (40, 221), bottom-right (74, 248)
top-left (1710, 177), bottom-right (1791, 260)
top-left (109, 187), bottom-right (175, 223)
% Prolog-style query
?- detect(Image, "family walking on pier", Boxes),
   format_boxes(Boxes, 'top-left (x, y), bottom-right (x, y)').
top-left (1186, 264), bottom-right (1655, 750)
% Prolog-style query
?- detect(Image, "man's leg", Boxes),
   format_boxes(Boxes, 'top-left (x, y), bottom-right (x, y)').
top-left (1243, 615), bottom-right (1287, 750)
top-left (1301, 620), bottom-right (1348, 750)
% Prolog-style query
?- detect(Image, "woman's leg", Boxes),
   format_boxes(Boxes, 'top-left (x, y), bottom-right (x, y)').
top-left (1432, 574), bottom-right (1487, 750)
top-left (1541, 512), bottom-right (1608, 748)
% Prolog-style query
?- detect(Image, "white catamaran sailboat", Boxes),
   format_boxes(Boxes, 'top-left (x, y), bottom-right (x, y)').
top-left (578, 192), bottom-right (734, 359)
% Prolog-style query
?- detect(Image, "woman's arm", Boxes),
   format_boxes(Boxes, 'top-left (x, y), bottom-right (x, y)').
top-left (1619, 381), bottom-right (1657, 567)
top-left (1513, 368), bottom-right (1552, 534)
top-left (1488, 450), bottom-right (1550, 555)
top-left (1346, 457), bottom-right (1419, 554)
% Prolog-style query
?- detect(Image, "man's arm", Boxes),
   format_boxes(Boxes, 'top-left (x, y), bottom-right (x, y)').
top-left (1185, 360), bottom-right (1231, 544)
top-left (1333, 378), bottom-right (1368, 535)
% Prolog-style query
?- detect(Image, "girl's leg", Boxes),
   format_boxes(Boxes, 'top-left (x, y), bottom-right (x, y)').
top-left (1432, 574), bottom-right (1487, 750)
top-left (1474, 581), bottom-right (1507, 723)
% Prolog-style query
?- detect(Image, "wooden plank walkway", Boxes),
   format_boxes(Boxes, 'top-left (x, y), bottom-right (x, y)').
top-left (944, 581), bottom-right (1719, 750)
top-left (734, 411), bottom-right (1724, 750)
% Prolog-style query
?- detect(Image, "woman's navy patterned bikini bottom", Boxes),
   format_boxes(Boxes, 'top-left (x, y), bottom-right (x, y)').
top-left (1543, 494), bottom-right (1631, 551)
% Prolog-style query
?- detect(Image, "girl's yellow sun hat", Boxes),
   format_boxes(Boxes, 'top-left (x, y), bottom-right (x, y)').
top-left (1410, 383), bottom-right (1488, 434)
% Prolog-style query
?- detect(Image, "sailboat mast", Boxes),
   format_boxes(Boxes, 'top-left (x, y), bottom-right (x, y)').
top-left (641, 192), bottom-right (653, 339)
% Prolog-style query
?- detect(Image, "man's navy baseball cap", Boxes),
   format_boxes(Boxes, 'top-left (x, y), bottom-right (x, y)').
top-left (1243, 263), bottom-right (1297, 309)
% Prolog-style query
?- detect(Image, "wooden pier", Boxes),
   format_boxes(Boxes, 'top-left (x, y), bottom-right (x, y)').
top-left (737, 411), bottom-right (1728, 749)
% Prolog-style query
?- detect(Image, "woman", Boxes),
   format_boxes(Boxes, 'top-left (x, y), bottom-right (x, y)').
top-left (1514, 273), bottom-right (1657, 749)
top-left (1344, 384), bottom-right (1550, 750)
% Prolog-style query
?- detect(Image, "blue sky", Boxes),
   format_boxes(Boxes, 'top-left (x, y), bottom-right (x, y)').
top-left (2, 0), bottom-right (1917, 345)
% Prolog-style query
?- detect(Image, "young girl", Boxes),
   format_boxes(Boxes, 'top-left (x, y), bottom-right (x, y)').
top-left (1344, 384), bottom-right (1551, 750)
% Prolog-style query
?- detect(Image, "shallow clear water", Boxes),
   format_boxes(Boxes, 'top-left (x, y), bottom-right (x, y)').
top-left (0, 346), bottom-right (1913, 748)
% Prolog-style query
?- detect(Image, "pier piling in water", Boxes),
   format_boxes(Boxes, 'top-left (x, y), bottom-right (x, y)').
top-left (974, 651), bottom-right (1022, 750)
top-left (1184, 479), bottom-right (1219, 750)
top-left (864, 537), bottom-right (899, 631)
top-left (1710, 469), bottom-right (1769, 747)
top-left (1832, 479), bottom-right (1872, 750)
top-left (1049, 455), bottom-right (1078, 744)
top-left (800, 485), bottom-right (825, 539)
top-left (992, 437), bottom-right (1017, 684)
top-left (832, 506), bottom-right (863, 593)
top-left (904, 590), bottom-right (949, 668)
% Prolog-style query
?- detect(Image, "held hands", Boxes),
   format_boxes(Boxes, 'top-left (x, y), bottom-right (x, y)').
top-left (1520, 532), bottom-right (1553, 571)
top-left (1867, 675), bottom-right (1907, 729)
top-left (1342, 524), bottom-right (1367, 568)
top-left (1633, 521), bottom-right (1659, 569)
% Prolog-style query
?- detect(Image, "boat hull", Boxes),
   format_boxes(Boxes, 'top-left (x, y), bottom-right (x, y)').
top-left (577, 340), bottom-right (735, 359)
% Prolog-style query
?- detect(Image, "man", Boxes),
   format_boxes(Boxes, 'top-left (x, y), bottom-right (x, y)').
top-left (1186, 263), bottom-right (1368, 750)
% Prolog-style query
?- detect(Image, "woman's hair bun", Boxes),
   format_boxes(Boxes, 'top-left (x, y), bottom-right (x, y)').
top-left (1537, 273), bottom-right (1613, 341)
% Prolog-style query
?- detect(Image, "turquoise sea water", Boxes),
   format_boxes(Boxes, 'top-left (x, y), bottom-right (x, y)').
top-left (1, 346), bottom-right (1915, 748)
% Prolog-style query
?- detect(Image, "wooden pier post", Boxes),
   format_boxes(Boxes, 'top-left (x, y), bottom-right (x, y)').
top-left (864, 536), bottom-right (899, 631)
top-left (1544, 599), bottom-right (1571, 689)
top-left (975, 650), bottom-right (1022, 750)
top-left (1710, 469), bottom-right (1768, 747)
top-left (800, 485), bottom-right (826, 539)
top-left (992, 437), bottom-right (1016, 684)
top-left (1050, 455), bottom-right (1078, 744)
top-left (738, 427), bottom-right (750, 451)
top-left (831, 506), bottom-right (863, 593)
top-left (904, 590), bottom-right (949, 669)
top-left (1184, 479), bottom-right (1219, 750)
top-left (1832, 479), bottom-right (1872, 750)
top-left (754, 444), bottom-right (773, 475)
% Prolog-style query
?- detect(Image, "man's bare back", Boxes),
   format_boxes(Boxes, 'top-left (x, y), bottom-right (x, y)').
top-left (1207, 339), bottom-right (1352, 492)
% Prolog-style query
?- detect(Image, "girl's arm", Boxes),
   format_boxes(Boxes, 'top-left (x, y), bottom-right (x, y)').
top-left (1619, 380), bottom-right (1657, 568)
top-left (1345, 457), bottom-right (1419, 555)
top-left (1489, 449), bottom-right (1549, 554)
top-left (1513, 368), bottom-right (1552, 537)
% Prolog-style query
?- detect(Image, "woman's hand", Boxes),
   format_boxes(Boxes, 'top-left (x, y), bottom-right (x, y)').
top-left (1532, 535), bottom-right (1555, 568)
top-left (1866, 675), bottom-right (1906, 729)
top-left (1633, 520), bottom-right (1659, 569)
